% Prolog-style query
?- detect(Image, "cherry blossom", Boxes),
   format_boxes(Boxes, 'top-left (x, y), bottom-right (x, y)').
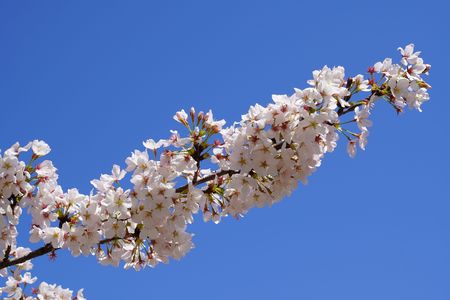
top-left (0, 44), bottom-right (431, 299)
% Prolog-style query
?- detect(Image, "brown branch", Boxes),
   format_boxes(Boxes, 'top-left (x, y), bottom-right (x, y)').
top-left (2, 245), bottom-right (11, 263)
top-left (0, 243), bottom-right (55, 270)
top-left (0, 236), bottom-right (129, 270)
top-left (175, 169), bottom-right (239, 193)
top-left (99, 237), bottom-right (122, 245)
top-left (337, 90), bottom-right (379, 117)
top-left (337, 102), bottom-right (365, 117)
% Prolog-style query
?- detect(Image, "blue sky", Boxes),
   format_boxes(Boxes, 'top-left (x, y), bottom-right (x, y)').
top-left (1, 1), bottom-right (449, 299)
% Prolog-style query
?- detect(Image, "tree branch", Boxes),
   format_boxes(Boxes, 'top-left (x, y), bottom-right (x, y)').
top-left (0, 169), bottom-right (240, 271)
top-left (175, 169), bottom-right (239, 193)
top-left (0, 243), bottom-right (55, 270)
top-left (337, 91), bottom-right (378, 117)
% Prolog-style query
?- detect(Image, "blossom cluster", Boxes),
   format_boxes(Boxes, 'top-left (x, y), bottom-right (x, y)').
top-left (0, 247), bottom-right (85, 299)
top-left (0, 44), bottom-right (431, 298)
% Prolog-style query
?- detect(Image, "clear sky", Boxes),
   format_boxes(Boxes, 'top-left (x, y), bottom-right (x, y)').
top-left (1, 1), bottom-right (449, 299)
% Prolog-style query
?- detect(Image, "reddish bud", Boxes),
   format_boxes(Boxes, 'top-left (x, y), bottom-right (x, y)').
top-left (49, 250), bottom-right (57, 261)
top-left (211, 125), bottom-right (220, 134)
top-left (190, 107), bottom-right (196, 121)
top-left (197, 111), bottom-right (204, 124)
top-left (315, 135), bottom-right (323, 144)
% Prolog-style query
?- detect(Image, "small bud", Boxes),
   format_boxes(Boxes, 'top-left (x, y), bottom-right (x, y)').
top-left (347, 140), bottom-right (356, 158)
top-left (203, 209), bottom-right (212, 222)
top-left (49, 250), bottom-right (57, 261)
top-left (211, 125), bottom-right (220, 134)
top-left (212, 212), bottom-right (221, 224)
top-left (197, 111), bottom-right (204, 124)
top-left (190, 107), bottom-right (196, 122)
top-left (418, 81), bottom-right (432, 89)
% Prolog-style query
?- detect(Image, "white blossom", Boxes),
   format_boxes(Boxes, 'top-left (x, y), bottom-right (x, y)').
top-left (31, 140), bottom-right (51, 157)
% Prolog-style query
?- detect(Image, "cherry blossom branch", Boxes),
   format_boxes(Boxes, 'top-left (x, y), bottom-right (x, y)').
top-left (0, 170), bottom-right (242, 271)
top-left (0, 44), bottom-right (431, 299)
top-left (0, 244), bottom-right (54, 270)
top-left (175, 169), bottom-right (239, 193)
